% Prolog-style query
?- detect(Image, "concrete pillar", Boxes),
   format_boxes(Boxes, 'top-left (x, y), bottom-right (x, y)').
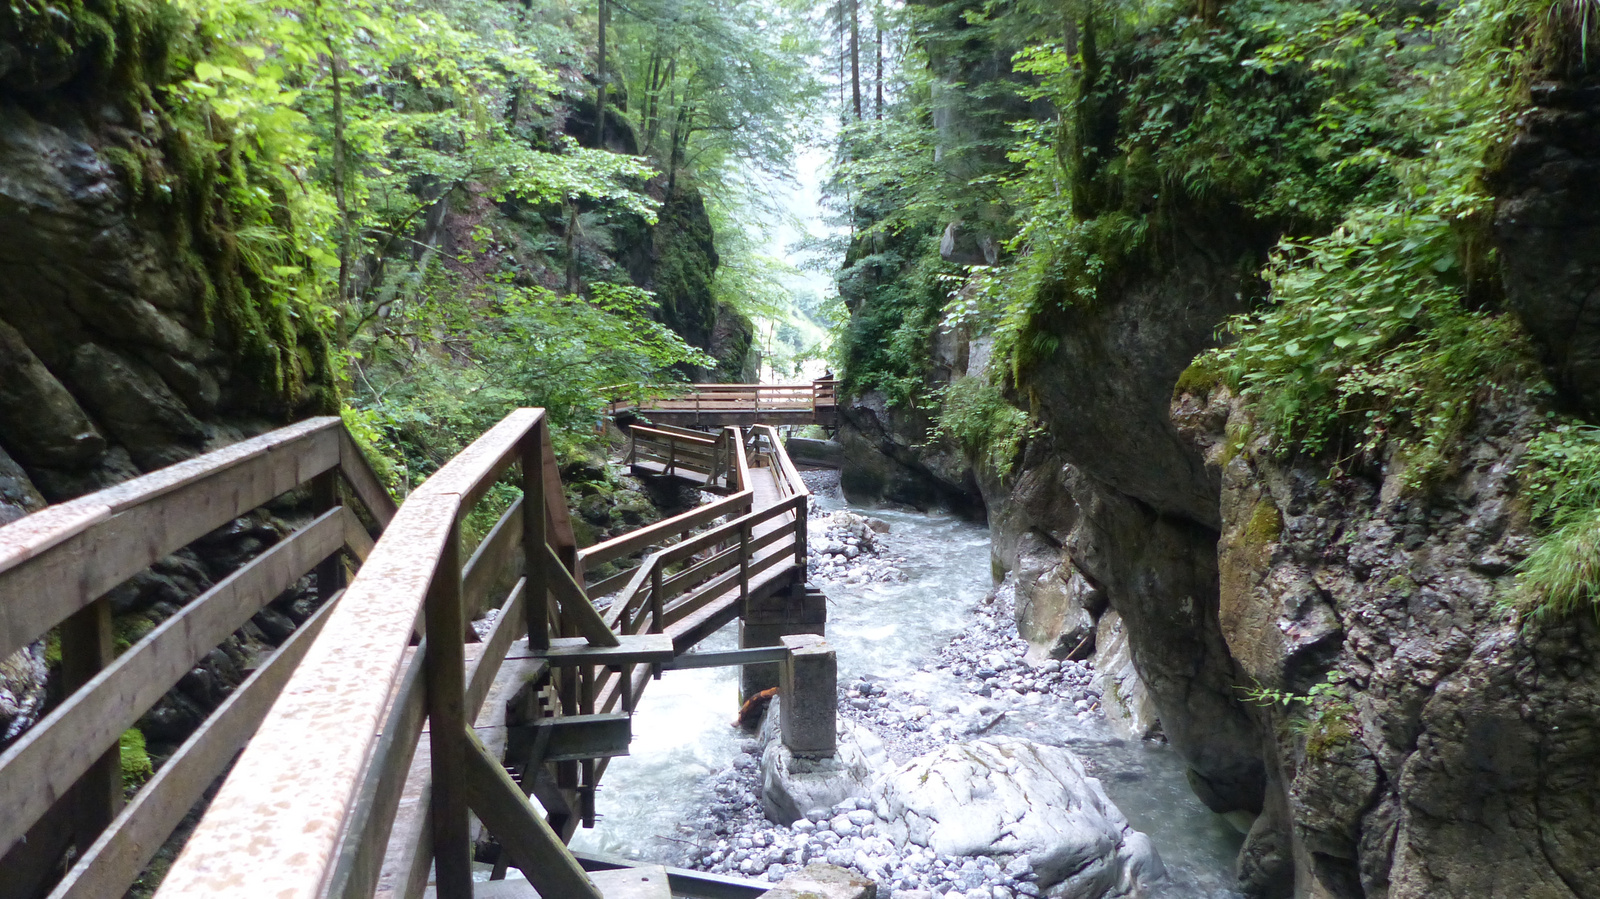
top-left (779, 633), bottom-right (836, 758)
top-left (740, 583), bottom-right (826, 701)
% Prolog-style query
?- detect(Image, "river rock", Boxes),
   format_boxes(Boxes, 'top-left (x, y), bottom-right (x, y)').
top-left (873, 738), bottom-right (1163, 898)
top-left (760, 699), bottom-right (888, 825)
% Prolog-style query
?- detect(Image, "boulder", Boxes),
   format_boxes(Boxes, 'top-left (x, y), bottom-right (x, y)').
top-left (1091, 611), bottom-right (1162, 742)
top-left (759, 698), bottom-right (886, 826)
top-left (873, 738), bottom-right (1164, 898)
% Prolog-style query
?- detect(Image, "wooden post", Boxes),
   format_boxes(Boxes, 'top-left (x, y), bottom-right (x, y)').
top-left (524, 424), bottom-right (548, 651)
top-left (649, 566), bottom-right (664, 634)
top-left (795, 495), bottom-right (808, 567)
top-left (59, 597), bottom-right (120, 852)
top-left (311, 469), bottom-right (346, 598)
top-left (739, 521), bottom-right (751, 602)
top-left (424, 520), bottom-right (473, 898)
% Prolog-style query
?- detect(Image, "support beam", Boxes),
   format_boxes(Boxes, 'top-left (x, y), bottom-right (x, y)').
top-left (460, 729), bottom-right (602, 899)
top-left (506, 713), bottom-right (632, 763)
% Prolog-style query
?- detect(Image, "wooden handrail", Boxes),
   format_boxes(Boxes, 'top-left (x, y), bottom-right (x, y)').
top-left (0, 417), bottom-right (397, 899)
top-left (156, 410), bottom-right (613, 899)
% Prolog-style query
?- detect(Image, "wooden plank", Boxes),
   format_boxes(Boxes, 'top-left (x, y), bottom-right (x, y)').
top-left (515, 634), bottom-right (673, 667)
top-left (628, 426), bottom-right (717, 446)
top-left (50, 589), bottom-right (342, 899)
top-left (156, 492), bottom-right (458, 899)
top-left (325, 641), bottom-right (427, 899)
top-left (342, 506), bottom-right (377, 562)
top-left (0, 417), bottom-right (337, 577)
top-left (523, 428), bottom-right (549, 651)
top-left (423, 520), bottom-right (471, 899)
top-left (57, 595), bottom-right (120, 857)
top-left (544, 544), bottom-right (620, 648)
top-left (460, 729), bottom-right (602, 899)
top-left (463, 497), bottom-right (524, 620)
top-left (468, 579), bottom-right (526, 714)
top-left (410, 409), bottom-right (541, 512)
top-left (0, 422), bottom-right (341, 661)
top-left (507, 714), bottom-right (632, 764)
top-left (578, 491), bottom-right (750, 568)
top-left (0, 508), bottom-right (347, 859)
top-left (338, 428), bottom-right (398, 528)
top-left (585, 565), bottom-right (638, 601)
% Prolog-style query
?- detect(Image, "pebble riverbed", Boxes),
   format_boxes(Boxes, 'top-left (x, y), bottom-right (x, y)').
top-left (670, 472), bottom-right (1157, 899)
top-left (570, 470), bottom-right (1243, 898)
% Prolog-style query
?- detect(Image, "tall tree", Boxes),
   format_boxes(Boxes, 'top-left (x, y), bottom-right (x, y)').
top-left (596, 0), bottom-right (609, 146)
top-left (849, 0), bottom-right (862, 119)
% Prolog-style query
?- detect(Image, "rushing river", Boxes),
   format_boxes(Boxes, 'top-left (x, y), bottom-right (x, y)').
top-left (569, 492), bottom-right (1244, 897)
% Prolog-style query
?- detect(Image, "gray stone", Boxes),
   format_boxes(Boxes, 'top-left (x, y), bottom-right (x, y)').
top-left (779, 634), bottom-right (836, 758)
top-left (874, 738), bottom-right (1163, 898)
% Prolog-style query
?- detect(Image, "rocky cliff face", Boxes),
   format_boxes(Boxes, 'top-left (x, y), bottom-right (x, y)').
top-left (985, 81), bottom-right (1600, 899)
top-left (0, 0), bottom-right (336, 517)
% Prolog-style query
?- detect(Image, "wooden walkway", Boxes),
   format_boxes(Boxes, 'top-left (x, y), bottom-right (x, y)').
top-left (0, 410), bottom-right (819, 899)
top-left (609, 380), bottom-right (839, 428)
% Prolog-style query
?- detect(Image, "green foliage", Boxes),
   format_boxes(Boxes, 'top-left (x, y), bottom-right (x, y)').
top-left (120, 727), bottom-right (153, 791)
top-left (1213, 202), bottom-right (1536, 477)
top-left (1240, 670), bottom-right (1356, 759)
top-left (348, 269), bottom-right (712, 489)
top-left (929, 375), bottom-right (1035, 475)
top-left (1507, 425), bottom-right (1600, 620)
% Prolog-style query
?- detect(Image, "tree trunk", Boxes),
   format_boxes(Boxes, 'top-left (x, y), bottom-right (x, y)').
top-left (595, 0), bottom-right (608, 147)
top-left (875, 23), bottom-right (883, 119)
top-left (849, 0), bottom-right (861, 119)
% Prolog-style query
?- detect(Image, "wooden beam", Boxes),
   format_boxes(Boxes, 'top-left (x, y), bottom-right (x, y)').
top-left (515, 634), bottom-right (673, 667)
top-left (463, 497), bottom-right (524, 620)
top-left (155, 492), bottom-right (458, 899)
top-left (544, 544), bottom-right (620, 648)
top-left (0, 420), bottom-right (341, 661)
top-left (337, 427), bottom-right (398, 528)
top-left (460, 729), bottom-right (602, 899)
top-left (423, 520), bottom-right (471, 898)
top-left (49, 589), bottom-right (341, 899)
top-left (577, 491), bottom-right (750, 569)
top-left (507, 714), bottom-right (632, 764)
top-left (0, 508), bottom-right (346, 859)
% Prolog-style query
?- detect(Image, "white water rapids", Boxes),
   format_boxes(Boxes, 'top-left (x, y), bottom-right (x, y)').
top-left (568, 491), bottom-right (1245, 897)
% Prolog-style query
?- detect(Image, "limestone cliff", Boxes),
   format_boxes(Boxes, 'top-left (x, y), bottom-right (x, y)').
top-left (986, 79), bottom-right (1600, 899)
top-left (0, 0), bottom-right (336, 517)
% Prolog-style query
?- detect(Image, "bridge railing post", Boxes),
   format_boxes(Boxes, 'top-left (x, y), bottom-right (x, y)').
top-left (423, 517), bottom-right (473, 897)
top-left (524, 423), bottom-right (549, 651)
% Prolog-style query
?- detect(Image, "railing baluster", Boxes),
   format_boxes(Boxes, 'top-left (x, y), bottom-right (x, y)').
top-left (58, 597), bottom-right (120, 853)
top-left (523, 425), bottom-right (549, 651)
top-left (424, 518), bottom-right (472, 898)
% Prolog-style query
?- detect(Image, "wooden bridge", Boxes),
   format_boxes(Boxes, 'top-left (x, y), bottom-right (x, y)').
top-left (608, 380), bottom-right (840, 428)
top-left (0, 410), bottom-right (833, 899)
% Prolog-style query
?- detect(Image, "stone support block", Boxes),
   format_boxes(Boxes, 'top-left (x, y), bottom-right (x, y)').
top-left (759, 863), bottom-right (876, 899)
top-left (741, 585), bottom-right (826, 699)
top-left (779, 634), bottom-right (836, 759)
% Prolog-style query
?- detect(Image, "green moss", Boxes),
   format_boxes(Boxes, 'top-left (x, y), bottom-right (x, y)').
top-left (120, 727), bottom-right (153, 790)
top-left (1385, 573), bottom-right (1418, 599)
top-left (113, 614), bottom-right (157, 654)
top-left (1174, 351), bottom-right (1227, 400)
top-left (1242, 498), bottom-right (1282, 547)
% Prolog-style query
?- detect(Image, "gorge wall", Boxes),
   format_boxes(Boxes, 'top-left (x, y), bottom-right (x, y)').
top-left (969, 78), bottom-right (1600, 899)
top-left (830, 3), bottom-right (1600, 896)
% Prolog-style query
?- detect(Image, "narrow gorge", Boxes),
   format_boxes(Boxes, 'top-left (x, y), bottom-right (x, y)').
top-left (3, 0), bottom-right (1600, 898)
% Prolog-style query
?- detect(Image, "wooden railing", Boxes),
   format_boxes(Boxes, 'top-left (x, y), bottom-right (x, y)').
top-left (625, 423), bottom-right (741, 491)
top-left (606, 379), bottom-right (841, 423)
top-left (0, 418), bottom-right (396, 899)
top-left (152, 409), bottom-right (630, 899)
top-left (4, 409), bottom-right (816, 899)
